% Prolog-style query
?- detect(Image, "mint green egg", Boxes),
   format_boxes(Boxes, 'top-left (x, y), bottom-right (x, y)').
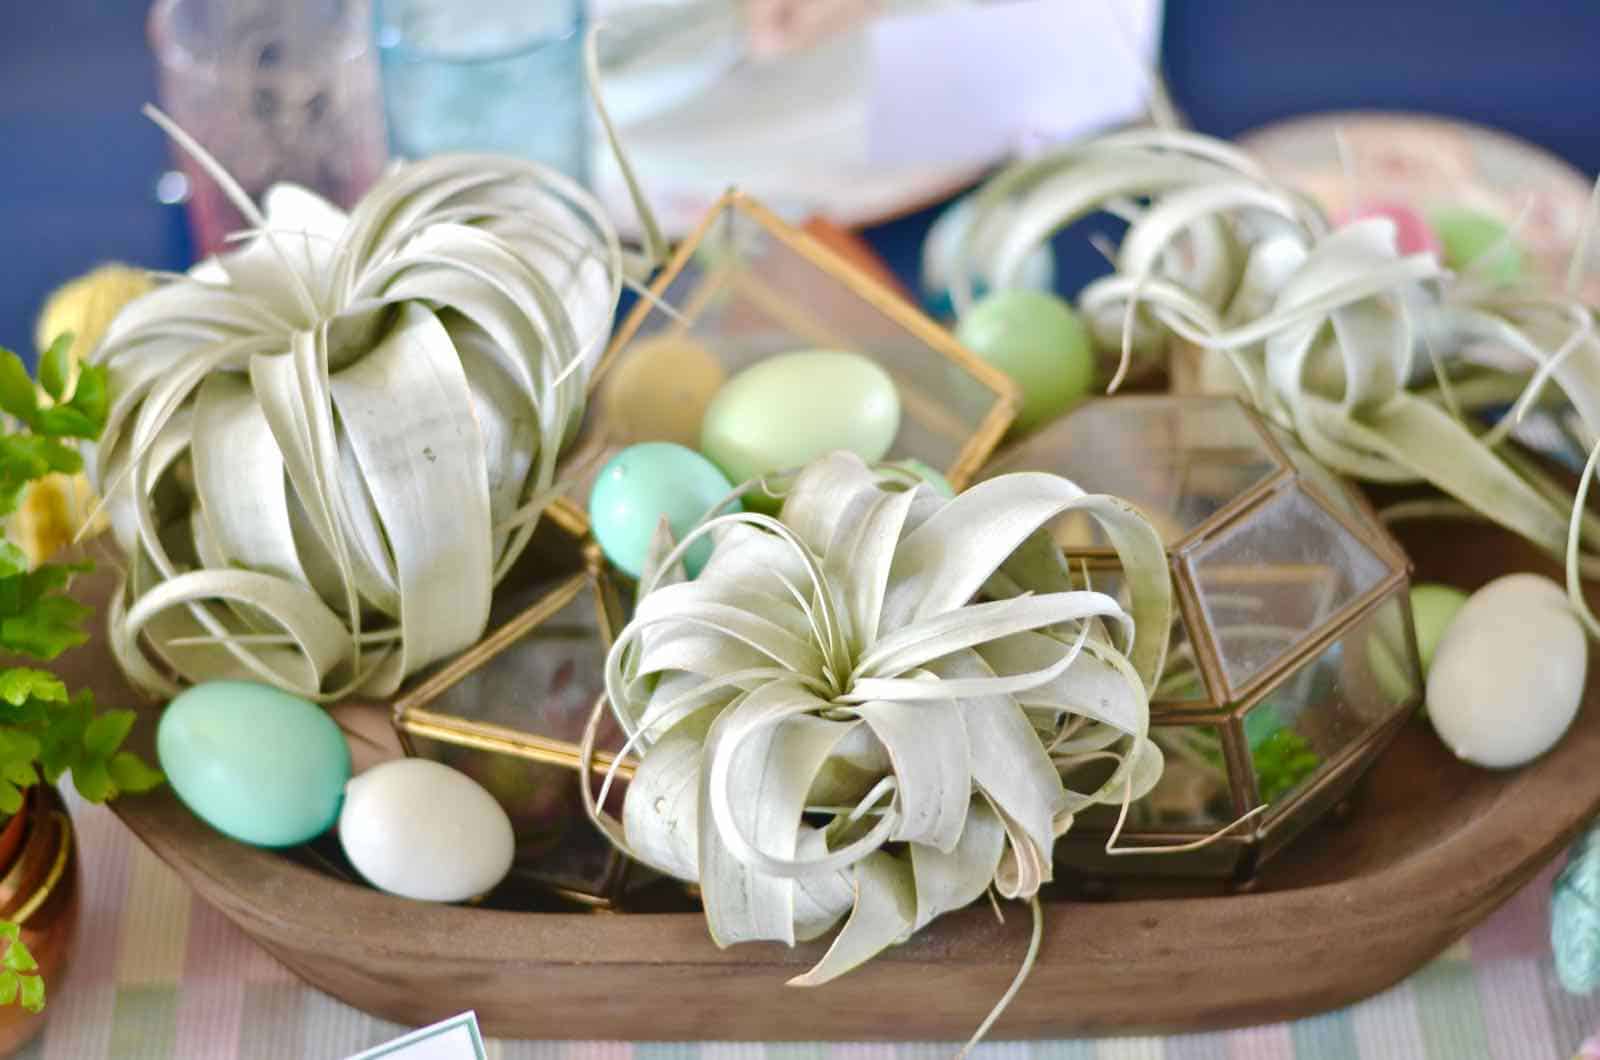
top-left (1409, 582), bottom-right (1469, 675)
top-left (700, 350), bottom-right (902, 492)
top-left (1430, 206), bottom-right (1524, 284)
top-left (158, 681), bottom-right (349, 847)
top-left (955, 290), bottom-right (1094, 432)
top-left (1366, 582), bottom-right (1467, 709)
top-left (887, 458), bottom-right (955, 498)
top-left (589, 442), bottom-right (738, 579)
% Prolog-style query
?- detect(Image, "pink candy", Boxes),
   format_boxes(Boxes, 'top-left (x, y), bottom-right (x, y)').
top-left (1337, 200), bottom-right (1443, 258)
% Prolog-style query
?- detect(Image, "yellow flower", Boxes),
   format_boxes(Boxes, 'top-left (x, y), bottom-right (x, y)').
top-left (8, 265), bottom-right (154, 564)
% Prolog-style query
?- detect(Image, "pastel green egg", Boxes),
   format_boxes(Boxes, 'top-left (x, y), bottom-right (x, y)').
top-left (1429, 206), bottom-right (1524, 285)
top-left (700, 349), bottom-right (902, 494)
top-left (1365, 582), bottom-right (1468, 709)
top-left (157, 680), bottom-right (350, 847)
top-left (955, 289), bottom-right (1094, 432)
top-left (589, 441), bottom-right (738, 579)
top-left (1409, 582), bottom-right (1469, 675)
top-left (887, 458), bottom-right (955, 498)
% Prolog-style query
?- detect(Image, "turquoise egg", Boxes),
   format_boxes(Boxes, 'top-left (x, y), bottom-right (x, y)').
top-left (157, 680), bottom-right (350, 847)
top-left (699, 350), bottom-right (902, 498)
top-left (955, 290), bottom-right (1094, 432)
top-left (589, 442), bottom-right (738, 579)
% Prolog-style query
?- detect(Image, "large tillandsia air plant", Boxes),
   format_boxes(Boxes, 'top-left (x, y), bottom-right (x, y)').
top-left (581, 452), bottom-right (1173, 1041)
top-left (951, 129), bottom-right (1600, 611)
top-left (86, 108), bottom-right (629, 702)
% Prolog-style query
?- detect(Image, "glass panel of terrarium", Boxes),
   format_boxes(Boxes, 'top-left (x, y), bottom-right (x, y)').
top-left (1070, 723), bottom-right (1238, 834)
top-left (1068, 564), bottom-right (1207, 706)
top-left (718, 220), bottom-right (1004, 479)
top-left (1190, 483), bottom-right (1390, 695)
top-left (579, 198), bottom-right (1011, 497)
top-left (1264, 421), bottom-right (1373, 528)
top-left (1242, 592), bottom-right (1420, 819)
top-left (408, 576), bottom-right (621, 753)
top-left (1155, 607), bottom-right (1211, 706)
top-left (986, 396), bottom-right (1283, 548)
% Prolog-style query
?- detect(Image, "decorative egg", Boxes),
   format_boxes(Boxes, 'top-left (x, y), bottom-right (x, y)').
top-left (589, 442), bottom-right (739, 579)
top-left (157, 680), bottom-right (350, 847)
top-left (887, 458), bottom-right (955, 498)
top-left (1337, 201), bottom-right (1441, 258)
top-left (1429, 206), bottom-right (1524, 284)
top-left (599, 335), bottom-right (727, 447)
top-left (699, 350), bottom-right (901, 497)
top-left (1369, 582), bottom-right (1468, 709)
top-left (954, 290), bottom-right (1094, 432)
top-left (338, 758), bottom-right (515, 902)
top-left (1426, 574), bottom-right (1586, 769)
top-left (920, 194), bottom-right (1055, 319)
top-left (1409, 583), bottom-right (1470, 674)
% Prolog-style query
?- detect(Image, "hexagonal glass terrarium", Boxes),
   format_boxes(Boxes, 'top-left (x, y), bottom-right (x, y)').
top-left (556, 190), bottom-right (1019, 513)
top-left (390, 507), bottom-right (635, 905)
top-left (982, 395), bottom-right (1422, 881)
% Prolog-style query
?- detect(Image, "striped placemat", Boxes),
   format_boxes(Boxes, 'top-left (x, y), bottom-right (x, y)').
top-left (17, 789), bottom-right (1600, 1059)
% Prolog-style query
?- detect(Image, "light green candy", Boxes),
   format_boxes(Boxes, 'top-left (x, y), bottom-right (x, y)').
top-left (1430, 207), bottom-right (1525, 285)
top-left (158, 680), bottom-right (350, 848)
top-left (700, 350), bottom-right (902, 508)
top-left (955, 289), bottom-right (1094, 432)
top-left (589, 442), bottom-right (738, 579)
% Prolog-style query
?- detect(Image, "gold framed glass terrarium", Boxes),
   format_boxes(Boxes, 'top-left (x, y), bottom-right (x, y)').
top-left (391, 506), bottom-right (635, 905)
top-left (982, 395), bottom-right (1423, 882)
top-left (558, 190), bottom-right (1020, 510)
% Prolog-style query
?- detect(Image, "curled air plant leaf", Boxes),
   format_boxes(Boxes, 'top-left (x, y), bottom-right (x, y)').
top-left (580, 451), bottom-right (1172, 1037)
top-left (953, 128), bottom-right (1600, 593)
top-left (88, 117), bottom-right (626, 702)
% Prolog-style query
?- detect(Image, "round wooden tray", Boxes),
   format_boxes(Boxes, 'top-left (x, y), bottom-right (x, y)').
top-left (77, 518), bottom-right (1600, 1041)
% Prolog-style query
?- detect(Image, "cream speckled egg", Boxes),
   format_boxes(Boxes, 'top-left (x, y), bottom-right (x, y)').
top-left (339, 758), bottom-right (515, 902)
top-left (1426, 574), bottom-right (1587, 769)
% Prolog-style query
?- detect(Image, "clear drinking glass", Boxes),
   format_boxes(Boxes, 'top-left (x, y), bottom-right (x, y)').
top-left (148, 0), bottom-right (389, 258)
top-left (375, 0), bottom-right (589, 182)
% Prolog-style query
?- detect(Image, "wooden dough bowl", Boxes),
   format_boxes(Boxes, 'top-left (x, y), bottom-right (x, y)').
top-left (72, 517), bottom-right (1597, 1041)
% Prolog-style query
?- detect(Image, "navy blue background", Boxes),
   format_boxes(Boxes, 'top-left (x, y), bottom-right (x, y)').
top-left (3, 2), bottom-right (1598, 359)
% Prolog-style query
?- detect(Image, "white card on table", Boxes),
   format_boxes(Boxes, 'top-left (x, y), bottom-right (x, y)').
top-left (346, 1011), bottom-right (487, 1060)
top-left (867, 0), bottom-right (1164, 167)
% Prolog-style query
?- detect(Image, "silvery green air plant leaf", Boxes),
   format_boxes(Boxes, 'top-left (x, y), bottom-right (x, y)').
top-left (88, 155), bottom-right (624, 700)
top-left (952, 129), bottom-right (1600, 582)
top-left (583, 452), bottom-right (1171, 990)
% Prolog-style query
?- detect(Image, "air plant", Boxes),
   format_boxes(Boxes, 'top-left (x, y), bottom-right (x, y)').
top-left (950, 129), bottom-right (1600, 617)
top-left (582, 451), bottom-right (1177, 1047)
top-left (85, 110), bottom-right (628, 703)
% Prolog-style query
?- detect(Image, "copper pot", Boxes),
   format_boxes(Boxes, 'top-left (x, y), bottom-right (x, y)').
top-left (0, 786), bottom-right (80, 1056)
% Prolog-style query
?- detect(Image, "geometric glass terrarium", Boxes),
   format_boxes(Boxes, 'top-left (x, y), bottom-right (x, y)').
top-left (556, 190), bottom-right (1020, 512)
top-left (983, 395), bottom-right (1422, 882)
top-left (391, 505), bottom-right (635, 906)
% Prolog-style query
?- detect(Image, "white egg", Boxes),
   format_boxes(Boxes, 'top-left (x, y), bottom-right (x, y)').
top-left (339, 758), bottom-right (515, 902)
top-left (1426, 573), bottom-right (1588, 769)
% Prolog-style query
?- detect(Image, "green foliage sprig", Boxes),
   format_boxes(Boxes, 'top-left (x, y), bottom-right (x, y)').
top-left (0, 922), bottom-right (42, 1013)
top-left (0, 337), bottom-right (161, 810)
top-left (0, 337), bottom-right (164, 1012)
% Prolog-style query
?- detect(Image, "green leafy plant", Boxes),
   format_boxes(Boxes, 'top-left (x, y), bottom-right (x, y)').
top-left (0, 922), bottom-right (42, 1014)
top-left (0, 336), bottom-right (164, 1012)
